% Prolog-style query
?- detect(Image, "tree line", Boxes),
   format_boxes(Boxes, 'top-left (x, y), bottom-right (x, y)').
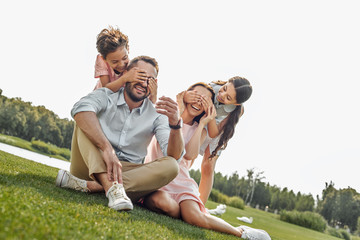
top-left (190, 169), bottom-right (360, 232)
top-left (0, 89), bottom-right (74, 148)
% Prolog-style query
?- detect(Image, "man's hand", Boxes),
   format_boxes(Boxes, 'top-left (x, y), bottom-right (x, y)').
top-left (155, 96), bottom-right (180, 125)
top-left (101, 147), bottom-right (123, 183)
top-left (176, 91), bottom-right (186, 116)
top-left (148, 77), bottom-right (158, 104)
top-left (74, 111), bottom-right (123, 184)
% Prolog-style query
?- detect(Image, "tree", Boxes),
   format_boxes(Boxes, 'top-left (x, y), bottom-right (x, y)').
top-left (317, 182), bottom-right (360, 231)
top-left (295, 192), bottom-right (314, 212)
top-left (337, 188), bottom-right (360, 230)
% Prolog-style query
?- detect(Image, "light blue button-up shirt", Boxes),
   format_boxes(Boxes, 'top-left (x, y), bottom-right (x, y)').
top-left (71, 88), bottom-right (171, 164)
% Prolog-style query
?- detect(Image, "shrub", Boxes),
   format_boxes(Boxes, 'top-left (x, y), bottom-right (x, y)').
top-left (31, 139), bottom-right (70, 160)
top-left (227, 196), bottom-right (245, 209)
top-left (339, 230), bottom-right (351, 240)
top-left (280, 210), bottom-right (327, 232)
top-left (209, 189), bottom-right (229, 204)
top-left (209, 189), bottom-right (245, 209)
top-left (327, 227), bottom-right (342, 238)
top-left (31, 139), bottom-right (51, 154)
top-left (58, 148), bottom-right (70, 160)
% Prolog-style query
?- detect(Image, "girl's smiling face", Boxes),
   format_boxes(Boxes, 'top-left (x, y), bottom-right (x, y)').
top-left (104, 46), bottom-right (129, 74)
top-left (217, 82), bottom-right (238, 105)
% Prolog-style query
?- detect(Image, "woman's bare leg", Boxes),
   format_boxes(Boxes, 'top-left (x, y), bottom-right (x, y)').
top-left (143, 190), bottom-right (180, 219)
top-left (199, 146), bottom-right (219, 204)
top-left (180, 200), bottom-right (243, 237)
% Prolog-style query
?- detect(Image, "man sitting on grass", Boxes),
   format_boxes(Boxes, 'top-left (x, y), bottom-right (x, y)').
top-left (56, 56), bottom-right (184, 211)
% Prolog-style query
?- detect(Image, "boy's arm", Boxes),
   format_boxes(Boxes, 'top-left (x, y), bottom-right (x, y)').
top-left (104, 75), bottom-right (127, 92)
top-left (105, 67), bottom-right (149, 92)
top-left (99, 75), bottom-right (111, 88)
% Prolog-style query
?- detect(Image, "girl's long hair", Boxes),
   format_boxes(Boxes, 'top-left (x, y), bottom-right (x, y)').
top-left (210, 76), bottom-right (252, 157)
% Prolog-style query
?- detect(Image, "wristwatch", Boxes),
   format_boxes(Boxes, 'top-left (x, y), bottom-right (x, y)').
top-left (169, 118), bottom-right (183, 129)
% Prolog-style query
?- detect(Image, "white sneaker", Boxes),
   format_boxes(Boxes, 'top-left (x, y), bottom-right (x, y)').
top-left (55, 169), bottom-right (89, 192)
top-left (240, 225), bottom-right (271, 240)
top-left (208, 204), bottom-right (227, 215)
top-left (106, 182), bottom-right (133, 211)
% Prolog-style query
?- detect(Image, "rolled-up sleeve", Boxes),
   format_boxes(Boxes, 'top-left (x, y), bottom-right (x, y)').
top-left (71, 88), bottom-right (109, 118)
top-left (94, 54), bottom-right (109, 78)
top-left (153, 115), bottom-right (185, 162)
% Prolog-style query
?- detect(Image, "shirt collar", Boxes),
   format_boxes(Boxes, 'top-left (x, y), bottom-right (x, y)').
top-left (117, 88), bottom-right (127, 106)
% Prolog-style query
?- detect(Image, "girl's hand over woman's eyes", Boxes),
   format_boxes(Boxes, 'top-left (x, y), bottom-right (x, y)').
top-left (184, 90), bottom-right (201, 104)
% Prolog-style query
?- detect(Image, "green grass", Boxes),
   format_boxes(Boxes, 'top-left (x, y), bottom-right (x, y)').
top-left (0, 150), bottom-right (353, 240)
top-left (0, 133), bottom-right (70, 161)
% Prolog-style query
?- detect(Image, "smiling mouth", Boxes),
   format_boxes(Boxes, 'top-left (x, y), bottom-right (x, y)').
top-left (135, 86), bottom-right (146, 93)
top-left (191, 105), bottom-right (200, 111)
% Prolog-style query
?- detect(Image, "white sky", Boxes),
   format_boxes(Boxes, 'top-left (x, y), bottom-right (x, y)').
top-left (1, 0), bottom-right (359, 198)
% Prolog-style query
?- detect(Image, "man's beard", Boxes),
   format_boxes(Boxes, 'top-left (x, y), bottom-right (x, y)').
top-left (125, 83), bottom-right (150, 102)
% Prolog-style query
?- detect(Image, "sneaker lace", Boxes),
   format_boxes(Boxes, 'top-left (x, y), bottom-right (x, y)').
top-left (109, 182), bottom-right (127, 200)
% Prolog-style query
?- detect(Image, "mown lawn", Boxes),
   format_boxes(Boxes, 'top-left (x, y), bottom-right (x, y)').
top-left (0, 133), bottom-right (70, 161)
top-left (0, 150), bottom-right (353, 240)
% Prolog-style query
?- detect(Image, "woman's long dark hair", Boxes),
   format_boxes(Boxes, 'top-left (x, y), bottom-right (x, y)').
top-left (209, 76), bottom-right (252, 158)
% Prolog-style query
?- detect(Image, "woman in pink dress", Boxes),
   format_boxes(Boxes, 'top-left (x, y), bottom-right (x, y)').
top-left (144, 83), bottom-right (271, 239)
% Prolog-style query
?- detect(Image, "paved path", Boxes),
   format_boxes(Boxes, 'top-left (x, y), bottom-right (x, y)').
top-left (0, 142), bottom-right (70, 171)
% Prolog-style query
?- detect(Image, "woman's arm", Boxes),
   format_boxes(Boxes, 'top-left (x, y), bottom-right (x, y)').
top-left (183, 124), bottom-right (207, 161)
top-left (184, 104), bottom-right (216, 161)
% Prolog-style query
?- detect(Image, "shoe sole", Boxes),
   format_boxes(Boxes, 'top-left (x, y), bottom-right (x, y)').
top-left (55, 169), bottom-right (66, 187)
top-left (110, 202), bottom-right (134, 211)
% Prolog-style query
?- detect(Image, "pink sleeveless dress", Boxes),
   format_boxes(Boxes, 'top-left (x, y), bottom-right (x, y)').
top-left (145, 122), bottom-right (207, 213)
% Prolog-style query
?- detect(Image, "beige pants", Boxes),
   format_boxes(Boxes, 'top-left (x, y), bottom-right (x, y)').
top-left (69, 125), bottom-right (179, 201)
